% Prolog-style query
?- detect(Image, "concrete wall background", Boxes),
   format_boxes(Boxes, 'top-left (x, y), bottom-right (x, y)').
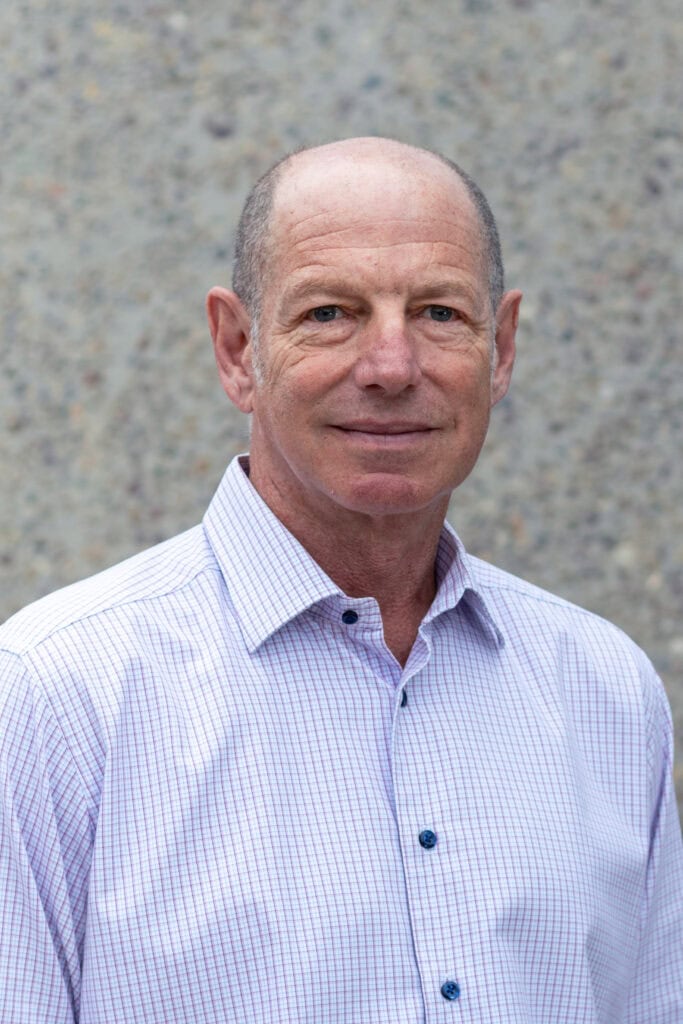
top-left (2, 1), bottom-right (682, 801)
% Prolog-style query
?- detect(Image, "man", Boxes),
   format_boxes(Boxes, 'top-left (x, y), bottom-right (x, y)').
top-left (1, 138), bottom-right (681, 1023)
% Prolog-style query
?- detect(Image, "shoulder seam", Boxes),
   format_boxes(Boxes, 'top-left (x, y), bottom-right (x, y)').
top-left (468, 557), bottom-right (610, 620)
top-left (1, 560), bottom-right (223, 657)
top-left (478, 576), bottom-right (588, 612)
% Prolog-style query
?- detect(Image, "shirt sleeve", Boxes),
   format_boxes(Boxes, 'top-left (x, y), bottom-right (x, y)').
top-left (625, 651), bottom-right (683, 1024)
top-left (0, 648), bottom-right (93, 1024)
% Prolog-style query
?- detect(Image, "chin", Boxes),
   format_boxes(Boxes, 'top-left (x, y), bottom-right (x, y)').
top-left (330, 473), bottom-right (448, 517)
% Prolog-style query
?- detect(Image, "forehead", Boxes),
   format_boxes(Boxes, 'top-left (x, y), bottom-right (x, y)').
top-left (267, 151), bottom-right (484, 282)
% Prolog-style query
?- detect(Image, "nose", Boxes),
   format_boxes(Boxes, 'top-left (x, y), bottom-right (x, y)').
top-left (353, 315), bottom-right (422, 395)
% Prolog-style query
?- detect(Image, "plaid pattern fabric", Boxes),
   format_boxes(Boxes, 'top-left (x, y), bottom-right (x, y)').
top-left (1, 455), bottom-right (681, 1023)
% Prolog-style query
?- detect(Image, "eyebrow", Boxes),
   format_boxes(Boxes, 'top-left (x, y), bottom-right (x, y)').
top-left (281, 279), bottom-right (345, 305)
top-left (409, 281), bottom-right (479, 303)
top-left (281, 278), bottom-right (480, 307)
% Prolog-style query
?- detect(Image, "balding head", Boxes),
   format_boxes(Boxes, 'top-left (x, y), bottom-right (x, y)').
top-left (232, 138), bottom-right (505, 335)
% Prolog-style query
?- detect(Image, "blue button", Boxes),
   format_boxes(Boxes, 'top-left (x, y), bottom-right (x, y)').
top-left (419, 829), bottom-right (437, 849)
top-left (400, 690), bottom-right (407, 707)
top-left (341, 609), bottom-right (358, 625)
top-left (441, 980), bottom-right (460, 1001)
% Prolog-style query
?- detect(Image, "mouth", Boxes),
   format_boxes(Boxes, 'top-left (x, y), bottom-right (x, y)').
top-left (334, 421), bottom-right (434, 434)
top-left (331, 422), bottom-right (436, 446)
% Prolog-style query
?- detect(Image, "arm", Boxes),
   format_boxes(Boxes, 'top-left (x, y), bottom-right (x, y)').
top-left (625, 655), bottom-right (683, 1023)
top-left (0, 650), bottom-right (93, 1024)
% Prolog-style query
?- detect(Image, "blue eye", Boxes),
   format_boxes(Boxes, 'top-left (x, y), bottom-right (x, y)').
top-left (427, 305), bottom-right (455, 322)
top-left (311, 306), bottom-right (340, 322)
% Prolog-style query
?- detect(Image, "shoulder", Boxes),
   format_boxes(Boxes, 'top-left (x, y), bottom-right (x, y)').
top-left (0, 524), bottom-right (234, 806)
top-left (469, 553), bottom-right (636, 645)
top-left (0, 523), bottom-right (219, 658)
top-left (465, 555), bottom-right (674, 799)
top-left (466, 553), bottom-right (665, 708)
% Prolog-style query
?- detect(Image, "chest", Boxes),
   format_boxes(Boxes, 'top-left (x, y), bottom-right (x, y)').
top-left (83, 631), bottom-right (647, 1022)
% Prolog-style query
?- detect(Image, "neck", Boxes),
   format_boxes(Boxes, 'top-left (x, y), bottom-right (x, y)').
top-left (316, 520), bottom-right (443, 666)
top-left (248, 462), bottom-right (448, 666)
top-left (302, 514), bottom-right (442, 608)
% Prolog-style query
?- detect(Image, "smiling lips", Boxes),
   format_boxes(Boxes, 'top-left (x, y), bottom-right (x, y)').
top-left (333, 421), bottom-right (435, 445)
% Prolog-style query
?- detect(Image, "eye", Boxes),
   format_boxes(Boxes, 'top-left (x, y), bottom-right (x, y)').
top-left (425, 305), bottom-right (457, 322)
top-left (309, 305), bottom-right (342, 322)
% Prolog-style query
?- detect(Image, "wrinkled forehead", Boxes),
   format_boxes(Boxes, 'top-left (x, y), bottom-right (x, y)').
top-left (268, 149), bottom-right (483, 268)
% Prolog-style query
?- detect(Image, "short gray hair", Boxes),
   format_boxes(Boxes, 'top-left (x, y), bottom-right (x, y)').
top-left (231, 142), bottom-right (505, 329)
top-left (432, 154), bottom-right (505, 316)
top-left (231, 151), bottom-right (294, 328)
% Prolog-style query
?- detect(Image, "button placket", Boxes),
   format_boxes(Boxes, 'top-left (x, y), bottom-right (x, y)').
top-left (391, 664), bottom-right (464, 1014)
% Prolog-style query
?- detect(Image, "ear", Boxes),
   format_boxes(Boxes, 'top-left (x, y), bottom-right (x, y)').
top-left (491, 289), bottom-right (522, 406)
top-left (206, 286), bottom-right (255, 413)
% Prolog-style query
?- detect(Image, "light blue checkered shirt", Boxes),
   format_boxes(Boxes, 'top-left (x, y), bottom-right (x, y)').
top-left (1, 455), bottom-right (682, 1023)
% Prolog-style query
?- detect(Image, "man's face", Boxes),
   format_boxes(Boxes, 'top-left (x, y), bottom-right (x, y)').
top-left (229, 149), bottom-right (518, 524)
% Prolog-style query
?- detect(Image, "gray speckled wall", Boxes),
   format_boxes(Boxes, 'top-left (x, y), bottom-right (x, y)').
top-left (2, 1), bottom-right (682, 802)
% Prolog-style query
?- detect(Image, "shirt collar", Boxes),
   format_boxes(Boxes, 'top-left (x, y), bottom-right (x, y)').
top-left (427, 522), bottom-right (505, 647)
top-left (203, 455), bottom-right (504, 652)
top-left (203, 456), bottom-right (340, 651)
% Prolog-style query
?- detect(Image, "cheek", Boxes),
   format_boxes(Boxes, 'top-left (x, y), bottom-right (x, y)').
top-left (270, 350), bottom-right (353, 411)
top-left (253, 374), bottom-right (317, 437)
top-left (437, 359), bottom-right (493, 410)
top-left (261, 331), bottom-right (326, 382)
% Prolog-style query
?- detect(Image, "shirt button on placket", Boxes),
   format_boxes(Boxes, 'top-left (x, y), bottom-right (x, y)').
top-left (341, 609), bottom-right (358, 625)
top-left (418, 829), bottom-right (437, 850)
top-left (441, 980), bottom-right (461, 1001)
